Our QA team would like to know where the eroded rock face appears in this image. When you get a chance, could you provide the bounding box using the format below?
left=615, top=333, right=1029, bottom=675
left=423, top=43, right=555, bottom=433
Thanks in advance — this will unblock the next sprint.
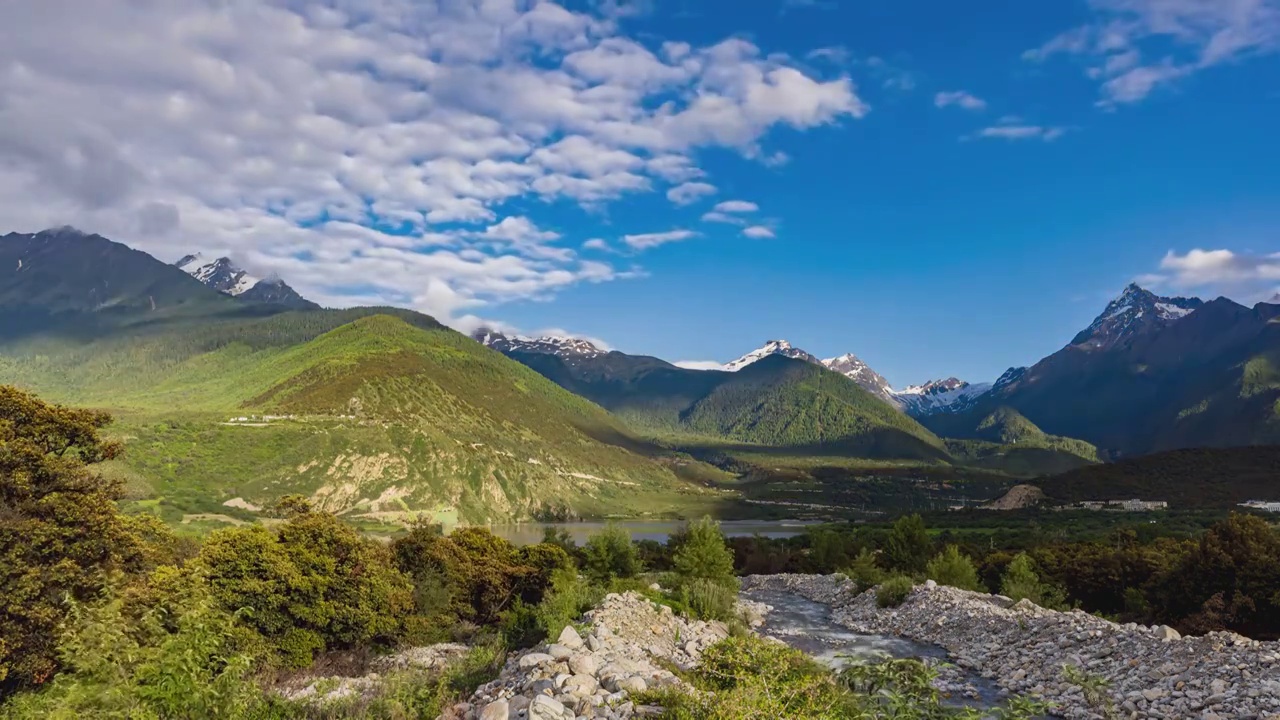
left=743, top=574, right=1280, bottom=720
left=444, top=592, right=741, bottom=720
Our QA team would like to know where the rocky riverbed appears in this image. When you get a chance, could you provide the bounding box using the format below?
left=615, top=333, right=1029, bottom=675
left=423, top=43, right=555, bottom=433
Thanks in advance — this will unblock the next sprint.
left=439, top=591, right=756, bottom=720
left=743, top=573, right=1280, bottom=720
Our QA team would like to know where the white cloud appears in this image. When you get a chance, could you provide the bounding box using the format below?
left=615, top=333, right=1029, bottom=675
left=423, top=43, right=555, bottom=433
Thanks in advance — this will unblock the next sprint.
left=934, top=90, right=987, bottom=111
left=582, top=238, right=610, bottom=251
left=622, top=229, right=699, bottom=249
left=1026, top=0, right=1280, bottom=105
left=1148, top=249, right=1280, bottom=298
left=973, top=125, right=1068, bottom=141
left=674, top=360, right=725, bottom=370
left=742, top=225, right=776, bottom=239
left=667, top=181, right=717, bottom=206
left=712, top=200, right=759, bottom=213
left=701, top=211, right=745, bottom=225
left=0, top=0, right=865, bottom=327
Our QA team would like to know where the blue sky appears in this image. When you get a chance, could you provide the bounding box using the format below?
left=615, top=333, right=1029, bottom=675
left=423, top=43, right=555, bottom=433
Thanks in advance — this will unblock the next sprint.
left=4, top=0, right=1280, bottom=386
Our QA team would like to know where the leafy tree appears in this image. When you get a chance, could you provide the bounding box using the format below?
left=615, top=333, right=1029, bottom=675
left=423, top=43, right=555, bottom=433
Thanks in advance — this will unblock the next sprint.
left=0, top=386, right=147, bottom=691
left=880, top=514, right=932, bottom=574
left=581, top=524, right=641, bottom=583
left=925, top=545, right=981, bottom=591
left=673, top=516, right=738, bottom=590
left=1152, top=513, right=1280, bottom=638
left=1000, top=553, right=1068, bottom=610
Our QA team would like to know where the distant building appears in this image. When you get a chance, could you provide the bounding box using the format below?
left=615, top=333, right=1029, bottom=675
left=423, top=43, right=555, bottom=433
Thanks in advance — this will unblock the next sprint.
left=1241, top=500, right=1280, bottom=513
left=1063, top=499, right=1167, bottom=512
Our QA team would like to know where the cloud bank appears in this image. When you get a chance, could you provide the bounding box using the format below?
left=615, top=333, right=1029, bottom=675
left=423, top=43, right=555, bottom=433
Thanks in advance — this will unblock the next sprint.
left=0, top=0, right=866, bottom=328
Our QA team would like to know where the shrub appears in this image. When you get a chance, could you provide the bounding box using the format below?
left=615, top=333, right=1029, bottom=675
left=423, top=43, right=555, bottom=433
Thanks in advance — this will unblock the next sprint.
left=672, top=516, right=738, bottom=591
left=680, top=578, right=737, bottom=622
left=880, top=514, right=932, bottom=574
left=1000, top=553, right=1069, bottom=610
left=534, top=569, right=603, bottom=643
left=925, top=545, right=981, bottom=591
left=195, top=510, right=414, bottom=668
left=841, top=548, right=886, bottom=593
left=876, top=576, right=916, bottom=608
left=581, top=524, right=642, bottom=583
left=0, top=588, right=271, bottom=719
left=391, top=525, right=545, bottom=626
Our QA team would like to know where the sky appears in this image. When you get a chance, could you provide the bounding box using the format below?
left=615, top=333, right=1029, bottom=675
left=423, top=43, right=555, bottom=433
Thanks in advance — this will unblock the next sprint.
left=2, top=0, right=1279, bottom=387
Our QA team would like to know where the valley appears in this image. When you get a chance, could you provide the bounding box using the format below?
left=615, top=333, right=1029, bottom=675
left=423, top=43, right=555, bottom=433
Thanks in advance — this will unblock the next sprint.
left=3, top=227, right=1280, bottom=533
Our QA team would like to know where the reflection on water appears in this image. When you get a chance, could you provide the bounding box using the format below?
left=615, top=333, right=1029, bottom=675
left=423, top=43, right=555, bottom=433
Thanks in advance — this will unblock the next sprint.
left=481, top=519, right=818, bottom=545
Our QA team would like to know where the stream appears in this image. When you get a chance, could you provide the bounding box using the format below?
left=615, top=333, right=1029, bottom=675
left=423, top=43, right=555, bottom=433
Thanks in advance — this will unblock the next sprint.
left=740, top=587, right=1007, bottom=708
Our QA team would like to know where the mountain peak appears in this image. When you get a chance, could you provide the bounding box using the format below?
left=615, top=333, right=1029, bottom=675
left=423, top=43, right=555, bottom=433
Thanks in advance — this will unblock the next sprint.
left=174, top=251, right=317, bottom=308
left=722, top=339, right=818, bottom=372
left=1072, top=284, right=1203, bottom=349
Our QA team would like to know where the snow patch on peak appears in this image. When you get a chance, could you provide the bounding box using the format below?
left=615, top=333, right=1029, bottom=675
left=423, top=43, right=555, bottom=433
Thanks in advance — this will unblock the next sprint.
left=475, top=329, right=606, bottom=359
left=722, top=340, right=817, bottom=372
left=891, top=377, right=992, bottom=416
left=176, top=254, right=260, bottom=296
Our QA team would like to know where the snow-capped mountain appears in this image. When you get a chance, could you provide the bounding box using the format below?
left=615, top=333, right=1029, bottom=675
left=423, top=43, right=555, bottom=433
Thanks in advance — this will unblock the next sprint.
left=992, top=366, right=1027, bottom=392
left=892, top=377, right=991, bottom=415
left=721, top=340, right=820, bottom=372
left=821, top=353, right=897, bottom=405
left=719, top=341, right=905, bottom=407
left=175, top=254, right=259, bottom=295
left=1071, top=283, right=1203, bottom=350
left=475, top=329, right=607, bottom=360
left=174, top=253, right=317, bottom=309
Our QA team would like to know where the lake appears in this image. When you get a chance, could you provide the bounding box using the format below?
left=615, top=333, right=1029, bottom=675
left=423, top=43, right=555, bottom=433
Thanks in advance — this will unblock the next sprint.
left=479, top=519, right=819, bottom=545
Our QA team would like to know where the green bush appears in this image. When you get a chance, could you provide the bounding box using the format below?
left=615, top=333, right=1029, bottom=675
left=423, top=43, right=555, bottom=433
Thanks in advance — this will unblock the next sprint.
left=195, top=510, right=414, bottom=668
left=680, top=578, right=737, bottom=622
left=841, top=548, right=885, bottom=593
left=391, top=525, right=559, bottom=626
left=1000, top=553, right=1069, bottom=610
left=582, top=524, right=642, bottom=583
left=925, top=545, right=981, bottom=591
left=0, top=588, right=272, bottom=719
left=875, top=576, right=916, bottom=608
left=672, top=516, right=738, bottom=591
left=534, top=569, right=603, bottom=643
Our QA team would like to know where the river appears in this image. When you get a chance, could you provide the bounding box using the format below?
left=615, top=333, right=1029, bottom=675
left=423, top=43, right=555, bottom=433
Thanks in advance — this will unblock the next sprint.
left=740, top=586, right=1007, bottom=708
left=483, top=519, right=818, bottom=545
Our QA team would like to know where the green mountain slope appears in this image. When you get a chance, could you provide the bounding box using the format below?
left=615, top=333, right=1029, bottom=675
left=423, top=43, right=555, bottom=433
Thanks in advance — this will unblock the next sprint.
left=503, top=350, right=948, bottom=462
left=0, top=307, right=726, bottom=525
left=925, top=406, right=1100, bottom=475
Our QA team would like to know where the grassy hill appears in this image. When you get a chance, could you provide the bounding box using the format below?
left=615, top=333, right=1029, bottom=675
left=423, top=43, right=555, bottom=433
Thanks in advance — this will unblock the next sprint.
left=1034, top=446, right=1280, bottom=508
left=0, top=309, right=730, bottom=526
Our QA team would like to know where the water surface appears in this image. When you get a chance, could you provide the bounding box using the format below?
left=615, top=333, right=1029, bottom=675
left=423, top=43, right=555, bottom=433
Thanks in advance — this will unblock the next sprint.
left=483, top=519, right=817, bottom=545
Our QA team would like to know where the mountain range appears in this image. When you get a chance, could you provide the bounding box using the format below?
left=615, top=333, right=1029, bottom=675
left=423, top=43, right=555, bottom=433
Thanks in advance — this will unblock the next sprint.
left=479, top=282, right=1280, bottom=458
left=3, top=226, right=1279, bottom=524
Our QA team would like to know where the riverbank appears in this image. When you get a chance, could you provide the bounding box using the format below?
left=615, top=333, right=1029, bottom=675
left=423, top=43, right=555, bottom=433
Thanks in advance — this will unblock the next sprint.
left=743, top=574, right=1280, bottom=719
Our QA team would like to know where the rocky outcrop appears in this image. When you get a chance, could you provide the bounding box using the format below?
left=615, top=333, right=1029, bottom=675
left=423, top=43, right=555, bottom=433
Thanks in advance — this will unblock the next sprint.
left=442, top=592, right=745, bottom=720
left=743, top=574, right=1280, bottom=719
